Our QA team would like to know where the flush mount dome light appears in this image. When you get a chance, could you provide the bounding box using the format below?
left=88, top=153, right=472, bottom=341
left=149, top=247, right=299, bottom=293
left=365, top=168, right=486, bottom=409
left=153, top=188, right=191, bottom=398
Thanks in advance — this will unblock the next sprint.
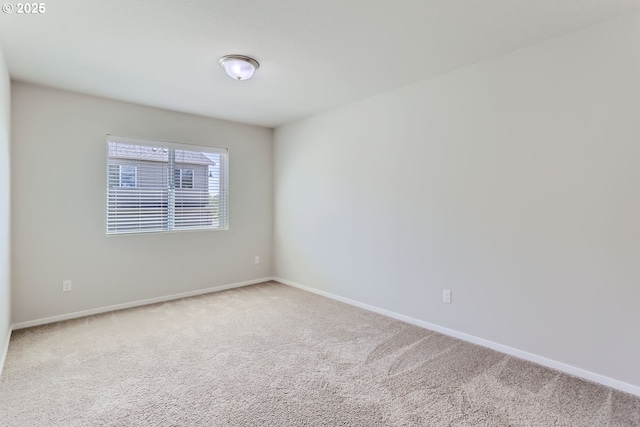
left=219, top=55, right=260, bottom=81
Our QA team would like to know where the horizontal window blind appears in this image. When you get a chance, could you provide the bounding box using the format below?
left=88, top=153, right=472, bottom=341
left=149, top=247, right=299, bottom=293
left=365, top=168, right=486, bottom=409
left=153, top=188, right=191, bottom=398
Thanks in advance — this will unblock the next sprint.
left=106, top=135, right=228, bottom=235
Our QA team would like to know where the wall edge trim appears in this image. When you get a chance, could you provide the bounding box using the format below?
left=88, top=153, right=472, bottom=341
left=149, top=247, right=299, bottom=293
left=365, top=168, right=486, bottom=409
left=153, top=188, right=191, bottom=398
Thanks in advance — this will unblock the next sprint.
left=12, top=277, right=273, bottom=330
left=274, top=277, right=640, bottom=398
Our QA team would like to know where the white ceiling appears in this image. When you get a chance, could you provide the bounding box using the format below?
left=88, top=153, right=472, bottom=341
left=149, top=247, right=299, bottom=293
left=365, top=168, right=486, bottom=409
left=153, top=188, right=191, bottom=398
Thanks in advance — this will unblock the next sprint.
left=1, top=0, right=639, bottom=128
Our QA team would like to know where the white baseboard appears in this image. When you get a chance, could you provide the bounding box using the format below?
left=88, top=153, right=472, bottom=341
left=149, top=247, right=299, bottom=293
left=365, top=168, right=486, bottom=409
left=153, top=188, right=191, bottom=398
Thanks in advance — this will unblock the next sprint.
left=274, top=277, right=640, bottom=398
left=11, top=277, right=273, bottom=330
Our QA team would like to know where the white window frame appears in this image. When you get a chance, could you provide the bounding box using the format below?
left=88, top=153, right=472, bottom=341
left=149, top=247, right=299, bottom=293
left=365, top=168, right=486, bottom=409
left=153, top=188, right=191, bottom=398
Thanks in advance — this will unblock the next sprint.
left=106, top=135, right=229, bottom=235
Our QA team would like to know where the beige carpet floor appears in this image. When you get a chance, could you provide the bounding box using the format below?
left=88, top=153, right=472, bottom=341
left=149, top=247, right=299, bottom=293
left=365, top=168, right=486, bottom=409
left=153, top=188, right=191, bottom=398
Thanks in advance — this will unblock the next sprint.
left=0, top=281, right=639, bottom=426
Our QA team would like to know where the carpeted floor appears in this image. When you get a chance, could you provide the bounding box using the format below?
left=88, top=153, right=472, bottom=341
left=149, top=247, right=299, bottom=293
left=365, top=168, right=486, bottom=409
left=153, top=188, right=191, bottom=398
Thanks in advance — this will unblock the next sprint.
left=0, top=282, right=639, bottom=426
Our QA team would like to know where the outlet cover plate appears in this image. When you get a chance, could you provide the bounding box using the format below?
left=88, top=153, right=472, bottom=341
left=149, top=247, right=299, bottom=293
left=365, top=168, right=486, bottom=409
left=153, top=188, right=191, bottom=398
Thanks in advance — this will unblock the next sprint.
left=443, top=290, right=451, bottom=304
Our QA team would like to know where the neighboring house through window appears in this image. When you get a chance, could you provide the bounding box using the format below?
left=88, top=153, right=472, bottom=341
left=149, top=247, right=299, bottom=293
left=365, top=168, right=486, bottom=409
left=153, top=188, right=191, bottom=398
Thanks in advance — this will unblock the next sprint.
left=106, top=135, right=228, bottom=235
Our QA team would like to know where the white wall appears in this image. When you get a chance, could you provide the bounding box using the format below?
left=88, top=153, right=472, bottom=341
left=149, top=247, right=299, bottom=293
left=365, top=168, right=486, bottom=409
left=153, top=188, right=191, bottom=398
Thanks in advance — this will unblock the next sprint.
left=0, top=44, right=11, bottom=365
left=11, top=83, right=273, bottom=324
left=274, top=13, right=640, bottom=388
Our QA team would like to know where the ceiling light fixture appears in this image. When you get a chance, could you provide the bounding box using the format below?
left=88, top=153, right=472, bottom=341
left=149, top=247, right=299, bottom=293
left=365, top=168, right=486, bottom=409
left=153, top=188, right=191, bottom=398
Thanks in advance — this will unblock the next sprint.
left=219, top=55, right=260, bottom=81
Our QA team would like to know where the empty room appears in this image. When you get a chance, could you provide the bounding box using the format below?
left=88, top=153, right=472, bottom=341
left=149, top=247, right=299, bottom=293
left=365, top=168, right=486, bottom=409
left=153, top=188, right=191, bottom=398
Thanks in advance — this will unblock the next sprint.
left=1, top=1, right=639, bottom=425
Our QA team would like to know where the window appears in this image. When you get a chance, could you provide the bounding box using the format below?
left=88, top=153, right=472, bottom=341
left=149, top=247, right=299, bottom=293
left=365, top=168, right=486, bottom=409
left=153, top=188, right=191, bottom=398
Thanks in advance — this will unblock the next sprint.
left=106, top=135, right=228, bottom=235
left=174, top=169, right=194, bottom=189
left=108, top=164, right=138, bottom=188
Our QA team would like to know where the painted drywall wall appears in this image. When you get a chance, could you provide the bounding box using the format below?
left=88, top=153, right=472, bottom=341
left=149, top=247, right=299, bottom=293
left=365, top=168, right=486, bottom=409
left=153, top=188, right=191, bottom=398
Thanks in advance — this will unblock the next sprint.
left=0, top=44, right=11, bottom=366
left=274, top=12, right=640, bottom=388
left=11, top=83, right=273, bottom=324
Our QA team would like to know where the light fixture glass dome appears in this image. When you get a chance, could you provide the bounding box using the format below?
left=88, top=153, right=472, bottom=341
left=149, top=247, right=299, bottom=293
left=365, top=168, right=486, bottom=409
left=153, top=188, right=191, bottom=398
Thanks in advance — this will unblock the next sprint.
left=219, top=55, right=260, bottom=81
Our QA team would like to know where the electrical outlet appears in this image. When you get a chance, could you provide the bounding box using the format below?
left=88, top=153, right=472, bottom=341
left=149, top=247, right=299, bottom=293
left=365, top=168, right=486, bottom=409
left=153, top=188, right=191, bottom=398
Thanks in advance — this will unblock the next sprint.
left=63, top=280, right=72, bottom=292
left=254, top=256, right=260, bottom=265
left=443, top=290, right=451, bottom=304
